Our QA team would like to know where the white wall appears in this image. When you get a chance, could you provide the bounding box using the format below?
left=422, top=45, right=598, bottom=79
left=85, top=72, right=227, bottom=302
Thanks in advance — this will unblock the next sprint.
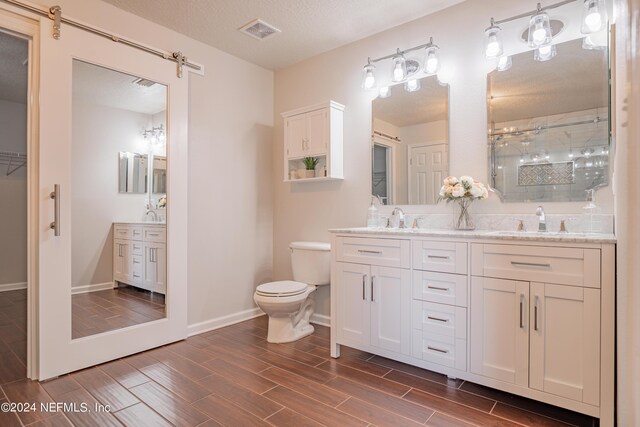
left=273, top=0, right=615, bottom=318
left=71, top=99, right=153, bottom=288
left=0, top=99, right=27, bottom=287
left=30, top=0, right=274, bottom=327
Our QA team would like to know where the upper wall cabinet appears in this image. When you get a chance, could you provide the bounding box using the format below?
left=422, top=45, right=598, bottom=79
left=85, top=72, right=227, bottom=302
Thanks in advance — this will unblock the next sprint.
left=282, top=101, right=344, bottom=182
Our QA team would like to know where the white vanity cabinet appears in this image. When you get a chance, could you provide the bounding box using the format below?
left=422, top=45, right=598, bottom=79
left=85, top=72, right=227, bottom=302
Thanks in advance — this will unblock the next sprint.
left=335, top=237, right=411, bottom=356
left=113, top=223, right=166, bottom=294
left=281, top=101, right=344, bottom=182
left=330, top=230, right=615, bottom=426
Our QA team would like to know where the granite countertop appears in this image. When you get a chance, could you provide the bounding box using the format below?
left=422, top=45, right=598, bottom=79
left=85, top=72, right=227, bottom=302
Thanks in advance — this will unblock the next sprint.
left=329, top=227, right=616, bottom=244
left=114, top=221, right=166, bottom=225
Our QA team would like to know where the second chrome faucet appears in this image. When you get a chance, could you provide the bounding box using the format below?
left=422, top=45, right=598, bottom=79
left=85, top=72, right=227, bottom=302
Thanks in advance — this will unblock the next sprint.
left=536, top=206, right=547, bottom=232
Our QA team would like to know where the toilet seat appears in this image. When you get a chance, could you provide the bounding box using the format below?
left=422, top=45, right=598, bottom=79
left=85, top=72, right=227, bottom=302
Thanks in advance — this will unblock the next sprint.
left=256, top=280, right=308, bottom=297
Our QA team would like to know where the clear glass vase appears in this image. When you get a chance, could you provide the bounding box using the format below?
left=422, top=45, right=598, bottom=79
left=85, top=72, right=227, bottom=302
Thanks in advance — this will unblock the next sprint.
left=453, top=198, right=475, bottom=230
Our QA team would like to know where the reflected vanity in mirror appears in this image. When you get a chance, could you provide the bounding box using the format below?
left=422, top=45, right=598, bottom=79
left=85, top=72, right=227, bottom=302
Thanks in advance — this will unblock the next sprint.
left=72, top=60, right=168, bottom=339
left=488, top=38, right=610, bottom=202
left=371, top=75, right=449, bottom=205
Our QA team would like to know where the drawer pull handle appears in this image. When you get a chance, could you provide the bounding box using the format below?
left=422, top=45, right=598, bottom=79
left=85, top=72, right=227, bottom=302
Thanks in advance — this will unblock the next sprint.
left=427, top=316, right=448, bottom=323
left=371, top=276, right=375, bottom=302
left=427, top=346, right=449, bottom=354
left=427, top=255, right=450, bottom=260
left=534, top=296, right=539, bottom=331
left=133, top=274, right=140, bottom=278
left=510, top=261, right=551, bottom=268
left=519, top=294, right=524, bottom=329
left=133, top=260, right=140, bottom=264
left=362, top=274, right=367, bottom=300
left=427, top=285, right=449, bottom=292
left=148, top=233, right=160, bottom=237
left=358, top=249, right=382, bottom=255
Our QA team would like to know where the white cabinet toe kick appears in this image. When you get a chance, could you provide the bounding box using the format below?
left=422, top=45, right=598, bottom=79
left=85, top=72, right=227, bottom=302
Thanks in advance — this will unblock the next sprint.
left=329, top=232, right=615, bottom=426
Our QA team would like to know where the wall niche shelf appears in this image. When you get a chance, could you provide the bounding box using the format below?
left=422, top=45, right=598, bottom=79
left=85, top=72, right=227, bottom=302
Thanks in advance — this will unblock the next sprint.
left=281, top=101, right=344, bottom=182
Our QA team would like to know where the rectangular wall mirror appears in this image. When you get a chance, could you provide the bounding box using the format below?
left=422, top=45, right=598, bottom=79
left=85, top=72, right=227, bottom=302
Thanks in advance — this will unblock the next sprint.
left=488, top=38, right=610, bottom=202
left=72, top=60, right=167, bottom=339
left=371, top=75, right=449, bottom=205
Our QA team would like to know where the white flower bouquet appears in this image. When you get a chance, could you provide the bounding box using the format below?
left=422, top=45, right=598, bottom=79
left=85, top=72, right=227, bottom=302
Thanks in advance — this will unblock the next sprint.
left=438, top=176, right=488, bottom=230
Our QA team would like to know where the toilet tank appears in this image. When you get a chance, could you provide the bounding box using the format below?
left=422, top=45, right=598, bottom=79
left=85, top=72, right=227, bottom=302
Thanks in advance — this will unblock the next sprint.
left=290, top=241, right=331, bottom=286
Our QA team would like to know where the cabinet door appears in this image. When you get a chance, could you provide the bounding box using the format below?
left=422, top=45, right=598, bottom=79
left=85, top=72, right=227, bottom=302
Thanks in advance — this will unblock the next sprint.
left=470, top=277, right=529, bottom=386
left=530, top=282, right=600, bottom=405
left=113, top=239, right=130, bottom=282
left=305, top=108, right=327, bottom=156
left=336, top=262, right=370, bottom=347
left=285, top=114, right=307, bottom=159
left=143, top=243, right=166, bottom=294
left=370, top=266, right=411, bottom=355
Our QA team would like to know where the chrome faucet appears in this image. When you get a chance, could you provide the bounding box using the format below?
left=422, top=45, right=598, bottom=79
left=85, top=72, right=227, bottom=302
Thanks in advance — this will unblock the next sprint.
left=536, top=206, right=547, bottom=232
left=389, top=207, right=406, bottom=229
left=145, top=210, right=158, bottom=221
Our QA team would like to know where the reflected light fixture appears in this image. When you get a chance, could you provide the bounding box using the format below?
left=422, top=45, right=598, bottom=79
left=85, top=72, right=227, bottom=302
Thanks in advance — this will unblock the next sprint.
left=534, top=44, right=556, bottom=61
left=485, top=19, right=503, bottom=58
left=404, top=79, right=421, bottom=92
left=581, top=0, right=607, bottom=33
left=528, top=9, right=553, bottom=47
left=361, top=59, right=376, bottom=90
left=424, top=37, right=440, bottom=74
left=378, top=86, right=391, bottom=98
left=143, top=124, right=165, bottom=144
left=391, top=49, right=407, bottom=82
left=497, top=55, right=512, bottom=71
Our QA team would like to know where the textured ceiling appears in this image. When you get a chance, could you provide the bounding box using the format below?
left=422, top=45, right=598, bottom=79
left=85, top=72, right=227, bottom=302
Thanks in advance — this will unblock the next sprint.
left=98, top=0, right=465, bottom=70
left=489, top=38, right=609, bottom=124
left=73, top=60, right=167, bottom=115
left=373, top=76, right=448, bottom=127
left=0, top=31, right=28, bottom=104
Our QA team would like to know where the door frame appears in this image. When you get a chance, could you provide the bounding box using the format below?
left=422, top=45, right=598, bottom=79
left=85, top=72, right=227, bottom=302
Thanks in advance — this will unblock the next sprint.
left=372, top=135, right=396, bottom=205
left=0, top=3, right=40, bottom=380
left=407, top=140, right=448, bottom=205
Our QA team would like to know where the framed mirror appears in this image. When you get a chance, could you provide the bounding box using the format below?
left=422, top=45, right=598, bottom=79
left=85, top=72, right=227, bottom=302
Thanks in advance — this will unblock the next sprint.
left=488, top=38, right=609, bottom=202
left=371, top=75, right=449, bottom=205
left=118, top=151, right=148, bottom=193
left=72, top=60, right=167, bottom=339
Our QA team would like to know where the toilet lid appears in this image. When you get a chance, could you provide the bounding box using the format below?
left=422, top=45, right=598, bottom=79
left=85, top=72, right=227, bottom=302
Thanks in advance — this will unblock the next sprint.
left=256, top=280, right=308, bottom=297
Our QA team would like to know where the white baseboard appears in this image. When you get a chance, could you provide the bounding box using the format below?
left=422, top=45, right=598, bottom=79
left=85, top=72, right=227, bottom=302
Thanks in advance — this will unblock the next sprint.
left=0, top=282, right=27, bottom=292
left=310, top=313, right=331, bottom=327
left=71, top=282, right=115, bottom=295
left=187, top=307, right=265, bottom=337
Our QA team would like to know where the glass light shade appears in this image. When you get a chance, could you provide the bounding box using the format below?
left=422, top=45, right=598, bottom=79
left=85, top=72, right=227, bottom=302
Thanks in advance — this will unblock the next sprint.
left=581, top=0, right=607, bottom=34
left=378, top=86, right=391, bottom=98
left=534, top=44, right=557, bottom=62
left=361, top=63, right=376, bottom=89
left=424, top=46, right=439, bottom=74
left=528, top=13, right=553, bottom=47
left=391, top=53, right=407, bottom=82
left=485, top=26, right=503, bottom=58
left=404, top=79, right=420, bottom=92
left=497, top=55, right=512, bottom=71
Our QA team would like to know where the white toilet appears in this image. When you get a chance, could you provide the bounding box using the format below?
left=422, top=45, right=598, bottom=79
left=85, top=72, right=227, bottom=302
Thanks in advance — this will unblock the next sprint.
left=254, top=241, right=331, bottom=343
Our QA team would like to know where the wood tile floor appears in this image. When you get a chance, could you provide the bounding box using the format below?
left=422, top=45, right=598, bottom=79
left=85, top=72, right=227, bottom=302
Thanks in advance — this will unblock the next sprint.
left=0, top=314, right=598, bottom=426
left=72, top=286, right=166, bottom=339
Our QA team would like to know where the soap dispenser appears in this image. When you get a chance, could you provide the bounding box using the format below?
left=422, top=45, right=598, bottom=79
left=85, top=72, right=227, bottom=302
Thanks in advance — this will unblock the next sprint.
left=367, top=195, right=380, bottom=228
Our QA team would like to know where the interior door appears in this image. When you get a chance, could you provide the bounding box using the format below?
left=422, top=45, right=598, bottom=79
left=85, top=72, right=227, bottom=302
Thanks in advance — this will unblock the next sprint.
left=409, top=143, right=448, bottom=204
left=38, top=20, right=188, bottom=379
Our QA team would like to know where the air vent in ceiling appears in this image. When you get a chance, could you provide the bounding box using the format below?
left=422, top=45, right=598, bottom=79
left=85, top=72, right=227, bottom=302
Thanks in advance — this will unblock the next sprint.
left=132, top=77, right=156, bottom=87
left=239, top=19, right=281, bottom=41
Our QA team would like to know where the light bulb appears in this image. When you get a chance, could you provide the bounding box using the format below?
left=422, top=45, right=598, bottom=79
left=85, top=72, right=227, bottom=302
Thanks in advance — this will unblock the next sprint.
left=485, top=21, right=503, bottom=58
left=378, top=86, right=390, bottom=98
left=497, top=55, right=512, bottom=71
left=532, top=23, right=546, bottom=45
left=424, top=46, right=439, bottom=74
left=391, top=52, right=406, bottom=82
left=581, top=0, right=607, bottom=34
left=361, top=63, right=376, bottom=90
left=585, top=10, right=602, bottom=31
left=404, top=79, right=420, bottom=92
left=535, top=44, right=556, bottom=62
left=528, top=13, right=552, bottom=48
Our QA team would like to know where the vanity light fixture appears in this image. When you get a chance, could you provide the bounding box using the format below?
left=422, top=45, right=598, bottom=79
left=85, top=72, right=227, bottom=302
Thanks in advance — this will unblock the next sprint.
left=497, top=55, right=512, bottom=71
left=581, top=0, right=607, bottom=33
left=360, top=37, right=442, bottom=96
left=535, top=44, right=557, bottom=61
left=143, top=124, right=165, bottom=144
left=485, top=19, right=503, bottom=58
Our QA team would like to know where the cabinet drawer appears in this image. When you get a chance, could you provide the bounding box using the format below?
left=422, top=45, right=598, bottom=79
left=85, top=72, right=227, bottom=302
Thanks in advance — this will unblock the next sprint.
left=471, top=244, right=600, bottom=288
left=336, top=237, right=410, bottom=268
left=412, top=301, right=467, bottom=339
left=131, top=227, right=143, bottom=241
left=114, top=225, right=132, bottom=240
left=132, top=255, right=143, bottom=279
left=143, top=227, right=166, bottom=243
left=413, top=240, right=467, bottom=274
left=131, top=242, right=144, bottom=256
left=413, top=271, right=467, bottom=307
left=412, top=329, right=466, bottom=371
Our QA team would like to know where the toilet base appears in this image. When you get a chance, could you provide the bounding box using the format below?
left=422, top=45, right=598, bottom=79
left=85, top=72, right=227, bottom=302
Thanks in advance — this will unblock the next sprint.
left=266, top=316, right=315, bottom=343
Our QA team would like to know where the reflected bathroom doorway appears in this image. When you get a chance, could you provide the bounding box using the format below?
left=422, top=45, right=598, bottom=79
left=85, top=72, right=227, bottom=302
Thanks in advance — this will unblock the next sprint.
left=0, top=30, right=29, bottom=383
